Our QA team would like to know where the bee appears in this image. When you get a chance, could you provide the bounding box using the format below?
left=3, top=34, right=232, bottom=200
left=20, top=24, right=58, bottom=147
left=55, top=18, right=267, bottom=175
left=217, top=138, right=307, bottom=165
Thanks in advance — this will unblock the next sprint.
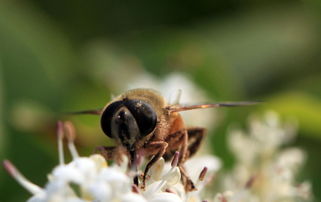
left=73, top=88, right=257, bottom=191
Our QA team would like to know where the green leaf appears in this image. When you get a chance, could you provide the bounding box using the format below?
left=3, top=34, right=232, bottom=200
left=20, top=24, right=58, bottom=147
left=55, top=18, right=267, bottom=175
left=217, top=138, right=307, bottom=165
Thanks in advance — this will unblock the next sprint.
left=263, top=92, right=321, bottom=140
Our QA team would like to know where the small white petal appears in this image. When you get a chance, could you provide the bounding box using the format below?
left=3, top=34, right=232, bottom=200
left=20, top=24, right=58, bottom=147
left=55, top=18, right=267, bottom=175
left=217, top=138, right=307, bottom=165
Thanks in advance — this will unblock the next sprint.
left=51, top=165, right=84, bottom=184
left=99, top=167, right=131, bottom=197
left=44, top=180, right=77, bottom=199
left=149, top=192, right=183, bottom=202
left=143, top=181, right=165, bottom=198
left=100, top=167, right=130, bottom=184
left=89, top=154, right=108, bottom=170
left=27, top=193, right=46, bottom=202
left=296, top=181, right=312, bottom=199
left=121, top=192, right=147, bottom=202
left=185, top=155, right=221, bottom=182
left=64, top=198, right=87, bottom=202
left=277, top=148, right=305, bottom=169
left=163, top=167, right=181, bottom=186
left=71, top=158, right=97, bottom=178
left=150, top=158, right=165, bottom=181
left=87, top=181, right=112, bottom=201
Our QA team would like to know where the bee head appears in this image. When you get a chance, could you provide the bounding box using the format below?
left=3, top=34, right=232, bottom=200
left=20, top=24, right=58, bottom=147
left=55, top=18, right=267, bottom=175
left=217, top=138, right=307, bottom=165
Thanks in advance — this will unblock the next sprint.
left=100, top=99, right=157, bottom=150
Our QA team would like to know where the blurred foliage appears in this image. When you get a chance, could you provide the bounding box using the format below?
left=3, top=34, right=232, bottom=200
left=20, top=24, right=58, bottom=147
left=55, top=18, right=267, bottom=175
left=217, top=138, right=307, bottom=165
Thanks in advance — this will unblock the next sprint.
left=0, top=0, right=321, bottom=201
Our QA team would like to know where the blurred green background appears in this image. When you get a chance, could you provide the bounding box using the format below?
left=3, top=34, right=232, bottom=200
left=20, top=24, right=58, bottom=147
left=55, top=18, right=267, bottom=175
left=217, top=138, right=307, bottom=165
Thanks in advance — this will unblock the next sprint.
left=0, top=0, right=321, bottom=201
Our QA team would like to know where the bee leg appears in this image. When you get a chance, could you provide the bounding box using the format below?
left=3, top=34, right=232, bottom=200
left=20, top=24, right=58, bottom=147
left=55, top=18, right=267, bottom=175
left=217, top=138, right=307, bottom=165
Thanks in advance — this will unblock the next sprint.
left=179, top=165, right=197, bottom=191
left=142, top=141, right=168, bottom=189
left=176, top=130, right=198, bottom=192
left=94, top=146, right=128, bottom=165
left=186, top=127, right=206, bottom=158
left=180, top=127, right=206, bottom=192
left=178, top=129, right=188, bottom=164
left=163, top=129, right=185, bottom=160
left=174, top=128, right=206, bottom=192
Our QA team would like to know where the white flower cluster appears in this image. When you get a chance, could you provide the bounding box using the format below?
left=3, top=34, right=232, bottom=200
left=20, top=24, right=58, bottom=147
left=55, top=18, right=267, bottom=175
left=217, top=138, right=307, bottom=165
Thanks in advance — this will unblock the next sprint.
left=3, top=111, right=313, bottom=202
left=215, top=111, right=312, bottom=202
left=4, top=121, right=220, bottom=202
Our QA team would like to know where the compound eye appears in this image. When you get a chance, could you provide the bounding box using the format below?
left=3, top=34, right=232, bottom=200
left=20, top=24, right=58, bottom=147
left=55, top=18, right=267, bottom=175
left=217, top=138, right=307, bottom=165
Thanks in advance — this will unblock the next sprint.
left=100, top=101, right=123, bottom=138
left=123, top=99, right=157, bottom=137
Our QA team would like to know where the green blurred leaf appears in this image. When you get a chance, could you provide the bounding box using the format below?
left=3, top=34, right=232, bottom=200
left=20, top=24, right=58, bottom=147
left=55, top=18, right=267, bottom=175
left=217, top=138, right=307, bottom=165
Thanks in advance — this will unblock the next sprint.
left=0, top=61, right=6, bottom=161
left=263, top=92, right=321, bottom=139
left=0, top=1, right=77, bottom=107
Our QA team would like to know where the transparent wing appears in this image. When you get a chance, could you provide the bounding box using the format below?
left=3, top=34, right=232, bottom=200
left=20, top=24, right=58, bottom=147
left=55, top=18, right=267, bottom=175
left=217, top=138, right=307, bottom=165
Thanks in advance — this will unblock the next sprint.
left=167, top=101, right=261, bottom=112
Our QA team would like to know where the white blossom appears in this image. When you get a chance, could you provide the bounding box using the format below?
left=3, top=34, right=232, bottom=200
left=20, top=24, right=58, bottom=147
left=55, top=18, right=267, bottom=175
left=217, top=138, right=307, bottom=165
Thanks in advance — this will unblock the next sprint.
left=222, top=111, right=312, bottom=202
left=4, top=121, right=217, bottom=202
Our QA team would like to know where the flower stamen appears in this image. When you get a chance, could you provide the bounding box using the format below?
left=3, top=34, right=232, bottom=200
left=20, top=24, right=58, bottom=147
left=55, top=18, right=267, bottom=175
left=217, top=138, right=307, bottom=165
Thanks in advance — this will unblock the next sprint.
left=2, top=160, right=43, bottom=195
left=64, top=121, right=79, bottom=159
left=132, top=184, right=140, bottom=193
left=198, top=167, right=208, bottom=182
left=57, top=121, right=65, bottom=165
left=244, top=175, right=256, bottom=189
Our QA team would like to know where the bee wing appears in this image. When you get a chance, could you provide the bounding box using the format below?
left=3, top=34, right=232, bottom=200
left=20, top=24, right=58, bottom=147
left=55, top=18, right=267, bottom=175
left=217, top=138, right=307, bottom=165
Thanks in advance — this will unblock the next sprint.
left=64, top=108, right=103, bottom=115
left=167, top=101, right=261, bottom=112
